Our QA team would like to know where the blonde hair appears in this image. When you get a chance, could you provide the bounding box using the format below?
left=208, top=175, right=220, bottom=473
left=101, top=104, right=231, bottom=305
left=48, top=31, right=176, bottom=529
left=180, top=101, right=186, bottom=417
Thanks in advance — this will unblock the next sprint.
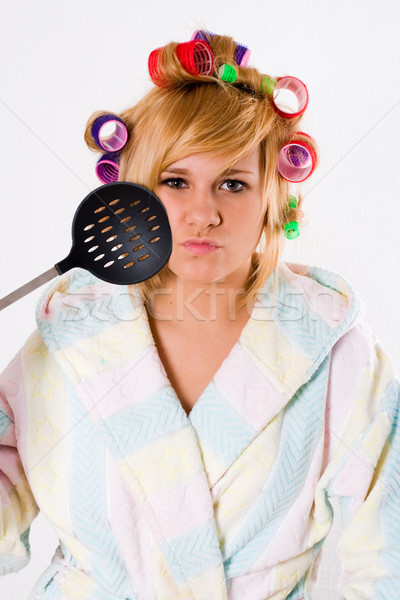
left=84, top=32, right=319, bottom=310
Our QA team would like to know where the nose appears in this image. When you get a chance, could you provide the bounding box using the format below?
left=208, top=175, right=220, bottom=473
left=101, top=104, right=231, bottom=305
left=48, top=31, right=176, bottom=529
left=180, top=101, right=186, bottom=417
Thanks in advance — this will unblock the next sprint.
left=185, top=187, right=221, bottom=230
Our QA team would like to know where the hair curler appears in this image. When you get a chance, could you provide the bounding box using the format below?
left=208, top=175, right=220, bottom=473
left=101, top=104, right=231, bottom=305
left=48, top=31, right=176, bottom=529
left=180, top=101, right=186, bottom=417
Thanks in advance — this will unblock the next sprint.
left=271, top=76, right=309, bottom=119
left=148, top=47, right=166, bottom=86
left=95, top=152, right=120, bottom=184
left=191, top=29, right=251, bottom=66
left=278, top=133, right=317, bottom=183
left=218, top=63, right=238, bottom=82
left=149, top=40, right=214, bottom=87
left=176, top=40, right=214, bottom=76
left=283, top=195, right=300, bottom=239
left=91, top=114, right=128, bottom=152
left=234, top=43, right=251, bottom=67
left=191, top=29, right=215, bottom=41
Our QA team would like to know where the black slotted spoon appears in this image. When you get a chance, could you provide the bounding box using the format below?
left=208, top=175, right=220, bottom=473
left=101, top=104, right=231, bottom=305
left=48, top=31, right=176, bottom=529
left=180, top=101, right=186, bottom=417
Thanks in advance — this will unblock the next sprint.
left=0, top=182, right=172, bottom=311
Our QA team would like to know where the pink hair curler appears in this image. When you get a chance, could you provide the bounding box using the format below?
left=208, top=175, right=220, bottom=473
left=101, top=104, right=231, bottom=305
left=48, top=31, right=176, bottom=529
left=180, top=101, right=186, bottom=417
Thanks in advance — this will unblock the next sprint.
left=278, top=136, right=317, bottom=182
left=272, top=76, right=309, bottom=119
left=95, top=152, right=120, bottom=184
left=91, top=114, right=128, bottom=152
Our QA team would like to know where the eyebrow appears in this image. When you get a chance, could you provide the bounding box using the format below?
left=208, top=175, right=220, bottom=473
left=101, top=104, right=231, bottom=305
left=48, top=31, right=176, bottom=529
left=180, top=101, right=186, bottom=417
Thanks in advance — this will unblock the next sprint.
left=162, top=167, right=255, bottom=176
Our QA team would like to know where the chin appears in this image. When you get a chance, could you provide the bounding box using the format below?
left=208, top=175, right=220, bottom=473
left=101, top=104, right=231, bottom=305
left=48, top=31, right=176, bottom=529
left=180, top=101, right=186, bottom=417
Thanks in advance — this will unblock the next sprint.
left=167, top=259, right=225, bottom=284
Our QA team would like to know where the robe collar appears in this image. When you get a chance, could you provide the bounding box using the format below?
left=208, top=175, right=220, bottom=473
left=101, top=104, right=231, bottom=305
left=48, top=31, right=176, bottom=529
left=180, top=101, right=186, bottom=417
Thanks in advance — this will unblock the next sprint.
left=35, top=260, right=362, bottom=486
left=36, top=260, right=362, bottom=401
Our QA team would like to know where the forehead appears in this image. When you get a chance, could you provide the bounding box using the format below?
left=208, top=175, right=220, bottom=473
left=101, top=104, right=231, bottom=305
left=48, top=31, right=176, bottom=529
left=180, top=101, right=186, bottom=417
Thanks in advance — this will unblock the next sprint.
left=163, top=147, right=260, bottom=175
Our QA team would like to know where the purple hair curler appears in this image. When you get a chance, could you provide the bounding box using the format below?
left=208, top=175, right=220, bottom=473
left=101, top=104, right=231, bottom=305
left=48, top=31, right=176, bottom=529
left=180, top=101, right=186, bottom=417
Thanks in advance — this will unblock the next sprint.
left=278, top=140, right=316, bottom=183
left=191, top=29, right=216, bottom=42
left=234, top=44, right=251, bottom=67
left=91, top=114, right=128, bottom=152
left=95, top=152, right=120, bottom=184
left=191, top=30, right=250, bottom=67
left=272, top=76, right=309, bottom=119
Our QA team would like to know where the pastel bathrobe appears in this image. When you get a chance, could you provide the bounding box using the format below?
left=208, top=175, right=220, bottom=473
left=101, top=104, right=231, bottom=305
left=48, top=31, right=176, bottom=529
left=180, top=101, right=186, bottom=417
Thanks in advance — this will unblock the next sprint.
left=0, top=261, right=399, bottom=600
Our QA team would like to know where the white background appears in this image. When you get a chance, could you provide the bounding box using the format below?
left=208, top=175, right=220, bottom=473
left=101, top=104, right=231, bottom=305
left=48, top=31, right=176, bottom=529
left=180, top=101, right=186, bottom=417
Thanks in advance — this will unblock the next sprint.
left=0, top=1, right=399, bottom=598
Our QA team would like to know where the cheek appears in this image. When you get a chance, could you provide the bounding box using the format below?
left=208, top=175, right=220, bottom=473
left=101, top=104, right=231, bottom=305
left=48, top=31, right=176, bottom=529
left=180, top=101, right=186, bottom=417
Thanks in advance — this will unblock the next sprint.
left=156, top=193, right=180, bottom=229
left=164, top=207, right=182, bottom=238
left=235, top=203, right=264, bottom=235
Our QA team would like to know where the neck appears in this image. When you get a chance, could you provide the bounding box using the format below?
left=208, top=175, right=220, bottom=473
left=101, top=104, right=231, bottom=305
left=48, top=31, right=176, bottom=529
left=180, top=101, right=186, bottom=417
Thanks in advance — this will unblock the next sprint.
left=146, top=265, right=254, bottom=327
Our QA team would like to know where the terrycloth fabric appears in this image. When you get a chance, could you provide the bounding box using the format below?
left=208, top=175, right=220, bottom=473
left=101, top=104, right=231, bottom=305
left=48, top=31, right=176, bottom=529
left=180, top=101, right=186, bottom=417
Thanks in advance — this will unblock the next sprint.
left=0, top=261, right=399, bottom=600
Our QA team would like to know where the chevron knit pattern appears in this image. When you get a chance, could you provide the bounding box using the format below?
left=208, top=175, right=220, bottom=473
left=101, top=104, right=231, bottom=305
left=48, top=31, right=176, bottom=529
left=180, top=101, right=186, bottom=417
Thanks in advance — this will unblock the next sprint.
left=161, top=520, right=223, bottom=585
left=68, top=380, right=137, bottom=599
left=189, top=383, right=256, bottom=466
left=0, top=554, right=29, bottom=577
left=100, top=389, right=188, bottom=458
left=372, top=379, right=400, bottom=598
left=224, top=355, right=330, bottom=578
left=0, top=410, right=11, bottom=438
left=271, top=278, right=335, bottom=360
left=36, top=268, right=134, bottom=352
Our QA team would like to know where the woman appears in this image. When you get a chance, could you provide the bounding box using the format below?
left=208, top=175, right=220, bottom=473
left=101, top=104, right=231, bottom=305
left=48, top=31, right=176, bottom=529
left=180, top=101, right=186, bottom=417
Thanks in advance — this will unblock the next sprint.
left=0, top=30, right=399, bottom=600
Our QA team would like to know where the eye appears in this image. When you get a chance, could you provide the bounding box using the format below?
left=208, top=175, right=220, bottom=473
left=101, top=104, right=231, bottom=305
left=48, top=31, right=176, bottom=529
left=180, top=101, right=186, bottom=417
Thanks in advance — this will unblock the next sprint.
left=220, top=179, right=247, bottom=193
left=160, top=177, right=187, bottom=189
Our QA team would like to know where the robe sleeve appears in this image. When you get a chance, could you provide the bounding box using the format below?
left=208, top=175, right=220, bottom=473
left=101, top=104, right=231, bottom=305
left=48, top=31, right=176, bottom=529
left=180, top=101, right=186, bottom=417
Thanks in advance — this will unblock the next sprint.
left=326, top=318, right=400, bottom=599
left=0, top=350, right=39, bottom=576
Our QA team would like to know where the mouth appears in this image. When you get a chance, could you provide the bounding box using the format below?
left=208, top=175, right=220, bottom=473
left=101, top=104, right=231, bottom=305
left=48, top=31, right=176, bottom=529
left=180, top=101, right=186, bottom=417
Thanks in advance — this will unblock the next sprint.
left=181, top=239, right=221, bottom=256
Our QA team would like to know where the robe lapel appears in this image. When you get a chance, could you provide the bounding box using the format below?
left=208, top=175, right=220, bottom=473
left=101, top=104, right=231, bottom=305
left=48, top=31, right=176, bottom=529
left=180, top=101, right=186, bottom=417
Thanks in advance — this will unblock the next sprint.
left=186, top=261, right=361, bottom=489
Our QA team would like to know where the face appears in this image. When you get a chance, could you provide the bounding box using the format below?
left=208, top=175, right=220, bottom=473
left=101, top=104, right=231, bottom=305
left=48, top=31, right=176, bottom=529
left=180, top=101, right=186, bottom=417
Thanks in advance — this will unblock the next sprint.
left=155, top=147, right=265, bottom=287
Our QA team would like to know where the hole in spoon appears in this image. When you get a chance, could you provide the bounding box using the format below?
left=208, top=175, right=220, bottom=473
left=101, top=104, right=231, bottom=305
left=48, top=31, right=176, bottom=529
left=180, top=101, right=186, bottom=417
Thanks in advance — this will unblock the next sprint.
left=124, top=261, right=135, bottom=269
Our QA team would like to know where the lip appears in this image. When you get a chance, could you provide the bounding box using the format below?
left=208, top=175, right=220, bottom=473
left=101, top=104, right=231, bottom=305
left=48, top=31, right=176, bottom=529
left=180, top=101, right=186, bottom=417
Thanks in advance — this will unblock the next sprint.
left=181, top=238, right=221, bottom=247
left=181, top=238, right=221, bottom=256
